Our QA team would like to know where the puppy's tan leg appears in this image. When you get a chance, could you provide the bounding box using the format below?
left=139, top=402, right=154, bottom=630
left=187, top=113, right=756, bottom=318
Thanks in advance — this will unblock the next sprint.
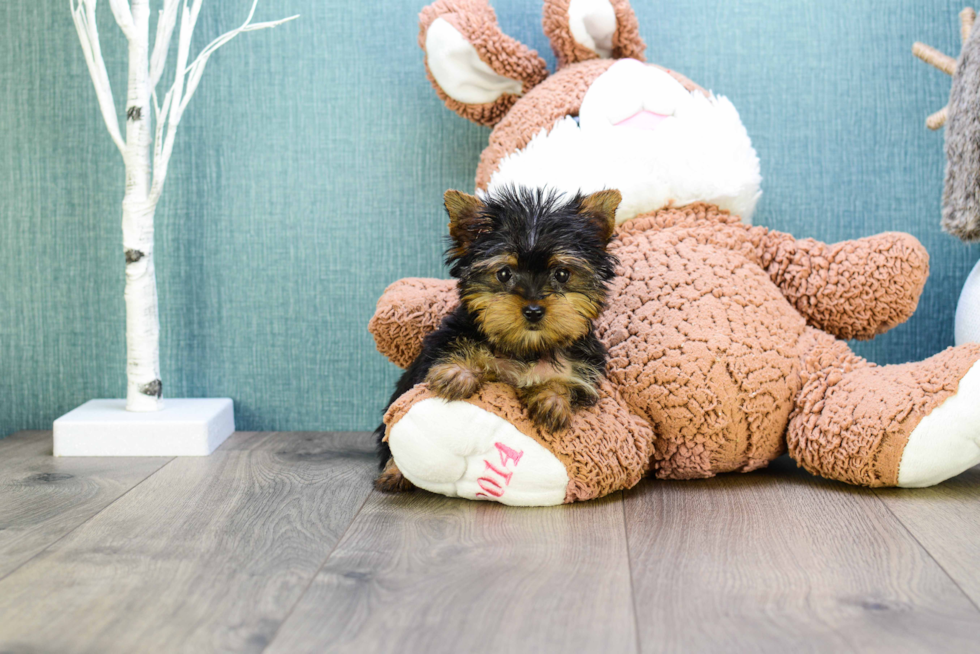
left=426, top=340, right=495, bottom=401
left=520, top=380, right=575, bottom=433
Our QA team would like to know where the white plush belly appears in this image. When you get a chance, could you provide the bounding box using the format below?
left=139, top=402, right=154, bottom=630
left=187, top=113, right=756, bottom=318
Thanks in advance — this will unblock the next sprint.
left=487, top=59, right=761, bottom=224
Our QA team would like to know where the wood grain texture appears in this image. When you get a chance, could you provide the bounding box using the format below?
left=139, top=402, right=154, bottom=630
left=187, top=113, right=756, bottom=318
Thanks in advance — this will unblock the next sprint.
left=218, top=430, right=370, bottom=453
left=0, top=432, right=375, bottom=654
left=875, top=464, right=980, bottom=608
left=266, top=491, right=638, bottom=654
left=4, top=432, right=980, bottom=654
left=0, top=430, right=56, bottom=457
left=624, top=456, right=980, bottom=653
left=0, top=431, right=170, bottom=580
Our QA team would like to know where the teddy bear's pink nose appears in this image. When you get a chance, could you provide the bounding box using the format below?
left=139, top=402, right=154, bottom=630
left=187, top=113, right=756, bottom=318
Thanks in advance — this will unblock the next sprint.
left=614, top=109, right=670, bottom=131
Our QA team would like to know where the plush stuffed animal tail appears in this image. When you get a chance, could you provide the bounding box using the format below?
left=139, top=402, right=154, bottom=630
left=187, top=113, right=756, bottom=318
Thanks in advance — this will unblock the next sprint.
left=943, top=10, right=980, bottom=242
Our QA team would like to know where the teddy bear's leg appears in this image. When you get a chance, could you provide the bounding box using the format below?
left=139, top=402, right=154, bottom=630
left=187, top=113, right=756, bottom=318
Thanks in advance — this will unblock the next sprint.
left=896, top=359, right=980, bottom=487
left=383, top=379, right=654, bottom=506
left=787, top=327, right=980, bottom=487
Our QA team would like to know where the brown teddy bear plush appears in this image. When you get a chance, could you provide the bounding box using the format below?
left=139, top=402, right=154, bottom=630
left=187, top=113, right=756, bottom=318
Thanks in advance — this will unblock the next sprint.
left=369, top=0, right=980, bottom=506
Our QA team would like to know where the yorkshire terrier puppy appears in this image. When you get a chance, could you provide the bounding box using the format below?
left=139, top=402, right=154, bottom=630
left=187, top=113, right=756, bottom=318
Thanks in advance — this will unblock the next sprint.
left=374, top=185, right=621, bottom=492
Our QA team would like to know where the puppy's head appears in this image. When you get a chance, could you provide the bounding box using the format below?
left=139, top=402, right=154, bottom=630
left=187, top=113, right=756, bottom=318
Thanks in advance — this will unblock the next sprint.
left=444, top=185, right=620, bottom=357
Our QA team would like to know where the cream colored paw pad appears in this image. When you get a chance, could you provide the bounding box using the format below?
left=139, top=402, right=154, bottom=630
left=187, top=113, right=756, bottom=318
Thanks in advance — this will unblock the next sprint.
left=899, top=360, right=980, bottom=487
left=387, top=398, right=569, bottom=506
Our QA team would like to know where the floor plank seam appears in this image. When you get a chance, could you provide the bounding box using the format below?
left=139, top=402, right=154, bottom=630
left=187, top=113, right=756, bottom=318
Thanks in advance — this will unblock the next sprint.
left=872, top=489, right=980, bottom=616
left=620, top=490, right=643, bottom=654
left=260, top=488, right=377, bottom=653
left=0, top=455, right=177, bottom=585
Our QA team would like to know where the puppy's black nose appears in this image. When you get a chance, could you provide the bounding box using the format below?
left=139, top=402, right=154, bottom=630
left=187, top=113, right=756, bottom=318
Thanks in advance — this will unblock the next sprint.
left=522, top=304, right=545, bottom=323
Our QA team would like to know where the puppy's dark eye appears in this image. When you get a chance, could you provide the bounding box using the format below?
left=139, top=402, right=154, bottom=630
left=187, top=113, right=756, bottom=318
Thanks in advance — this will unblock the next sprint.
left=554, top=268, right=570, bottom=284
left=496, top=267, right=512, bottom=283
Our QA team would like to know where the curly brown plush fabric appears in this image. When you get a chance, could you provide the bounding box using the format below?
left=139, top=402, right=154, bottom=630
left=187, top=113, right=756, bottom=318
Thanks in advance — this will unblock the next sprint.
left=385, top=378, right=654, bottom=503
left=372, top=204, right=980, bottom=496
left=759, top=231, right=930, bottom=340
left=788, top=330, right=980, bottom=486
left=417, top=0, right=703, bottom=188
left=369, top=277, right=457, bottom=369
left=599, top=207, right=808, bottom=479
left=419, top=0, right=549, bottom=127
left=542, top=0, right=646, bottom=69
left=474, top=61, right=705, bottom=190
left=397, top=0, right=980, bottom=502
left=476, top=60, right=614, bottom=190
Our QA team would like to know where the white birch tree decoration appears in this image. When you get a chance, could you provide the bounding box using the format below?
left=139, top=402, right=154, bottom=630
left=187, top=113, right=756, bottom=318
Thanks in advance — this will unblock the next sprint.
left=70, top=0, right=297, bottom=412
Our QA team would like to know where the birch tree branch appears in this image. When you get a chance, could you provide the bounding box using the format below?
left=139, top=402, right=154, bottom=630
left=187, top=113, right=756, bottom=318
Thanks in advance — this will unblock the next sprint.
left=107, top=0, right=136, bottom=40
left=149, top=0, right=200, bottom=201
left=149, top=0, right=298, bottom=201
left=152, top=88, right=173, bottom=167
left=178, top=3, right=299, bottom=114
left=71, top=0, right=126, bottom=156
left=149, top=0, right=180, bottom=91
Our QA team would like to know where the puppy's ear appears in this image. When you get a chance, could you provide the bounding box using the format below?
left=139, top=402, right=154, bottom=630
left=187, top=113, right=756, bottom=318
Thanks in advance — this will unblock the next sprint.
left=578, top=189, right=621, bottom=243
left=445, top=190, right=490, bottom=256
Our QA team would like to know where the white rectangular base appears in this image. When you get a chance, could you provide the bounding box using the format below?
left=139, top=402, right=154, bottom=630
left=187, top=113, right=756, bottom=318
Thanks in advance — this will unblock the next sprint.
left=53, top=399, right=235, bottom=457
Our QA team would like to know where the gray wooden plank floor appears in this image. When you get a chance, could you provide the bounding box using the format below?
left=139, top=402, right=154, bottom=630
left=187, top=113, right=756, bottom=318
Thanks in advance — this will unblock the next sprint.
left=625, top=457, right=980, bottom=653
left=0, top=431, right=170, bottom=580
left=874, top=465, right=980, bottom=608
left=266, top=491, right=637, bottom=654
left=0, top=432, right=978, bottom=654
left=0, top=431, right=375, bottom=654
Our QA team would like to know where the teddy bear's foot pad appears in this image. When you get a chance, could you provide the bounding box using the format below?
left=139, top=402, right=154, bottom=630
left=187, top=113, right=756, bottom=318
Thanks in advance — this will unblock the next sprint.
left=387, top=398, right=570, bottom=506
left=899, top=360, right=980, bottom=487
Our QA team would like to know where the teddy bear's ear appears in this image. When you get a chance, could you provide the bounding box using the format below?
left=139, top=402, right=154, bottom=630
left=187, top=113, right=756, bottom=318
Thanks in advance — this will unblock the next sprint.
left=445, top=189, right=491, bottom=256
left=577, top=189, right=622, bottom=243
left=419, top=0, right=549, bottom=128
left=542, top=0, right=646, bottom=69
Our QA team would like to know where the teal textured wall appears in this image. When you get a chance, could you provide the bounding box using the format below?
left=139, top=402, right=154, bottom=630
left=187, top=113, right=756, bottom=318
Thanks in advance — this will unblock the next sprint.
left=1, top=0, right=978, bottom=437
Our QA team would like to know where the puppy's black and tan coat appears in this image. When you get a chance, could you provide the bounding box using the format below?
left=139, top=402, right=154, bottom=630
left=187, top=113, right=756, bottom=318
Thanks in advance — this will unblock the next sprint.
left=375, top=186, right=621, bottom=492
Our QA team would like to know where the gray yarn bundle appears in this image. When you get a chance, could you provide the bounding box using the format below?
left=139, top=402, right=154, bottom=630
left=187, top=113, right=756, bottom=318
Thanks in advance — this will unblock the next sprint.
left=944, top=22, right=980, bottom=241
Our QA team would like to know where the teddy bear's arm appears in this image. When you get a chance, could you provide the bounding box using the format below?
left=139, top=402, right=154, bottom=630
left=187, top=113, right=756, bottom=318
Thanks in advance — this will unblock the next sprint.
left=368, top=278, right=459, bottom=368
left=757, top=230, right=930, bottom=340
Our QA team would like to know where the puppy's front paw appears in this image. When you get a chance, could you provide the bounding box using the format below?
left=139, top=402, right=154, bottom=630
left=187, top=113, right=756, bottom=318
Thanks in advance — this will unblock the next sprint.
left=427, top=362, right=483, bottom=401
left=523, top=385, right=573, bottom=433
left=570, top=385, right=600, bottom=408
left=375, top=459, right=416, bottom=493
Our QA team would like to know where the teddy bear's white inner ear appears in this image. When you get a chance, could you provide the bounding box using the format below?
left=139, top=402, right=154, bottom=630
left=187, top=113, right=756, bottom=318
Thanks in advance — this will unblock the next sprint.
left=568, top=0, right=617, bottom=58
left=425, top=18, right=524, bottom=105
